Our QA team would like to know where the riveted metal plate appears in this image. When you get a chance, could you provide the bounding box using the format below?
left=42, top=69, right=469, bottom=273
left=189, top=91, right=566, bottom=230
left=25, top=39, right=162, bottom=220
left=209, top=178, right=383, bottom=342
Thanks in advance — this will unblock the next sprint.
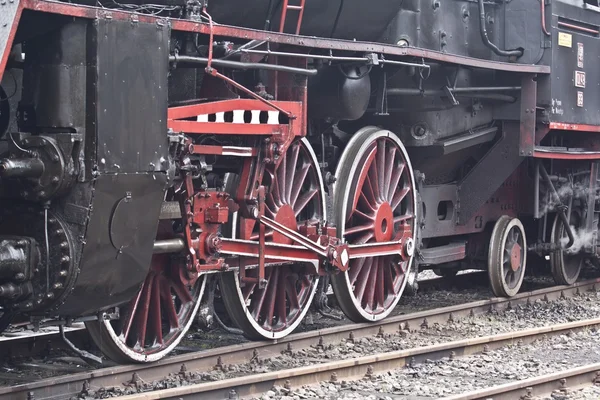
left=0, top=0, right=20, bottom=82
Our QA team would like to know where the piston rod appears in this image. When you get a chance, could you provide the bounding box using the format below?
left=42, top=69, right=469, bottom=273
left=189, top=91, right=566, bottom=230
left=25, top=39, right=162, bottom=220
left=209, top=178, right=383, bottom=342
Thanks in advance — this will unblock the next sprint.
left=153, top=238, right=186, bottom=254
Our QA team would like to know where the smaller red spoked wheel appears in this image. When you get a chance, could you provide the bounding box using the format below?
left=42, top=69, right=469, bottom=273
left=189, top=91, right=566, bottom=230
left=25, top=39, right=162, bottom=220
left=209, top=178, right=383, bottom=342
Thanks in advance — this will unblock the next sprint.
left=219, top=138, right=325, bottom=340
left=331, top=127, right=417, bottom=322
left=488, top=216, right=527, bottom=298
left=86, top=220, right=205, bottom=363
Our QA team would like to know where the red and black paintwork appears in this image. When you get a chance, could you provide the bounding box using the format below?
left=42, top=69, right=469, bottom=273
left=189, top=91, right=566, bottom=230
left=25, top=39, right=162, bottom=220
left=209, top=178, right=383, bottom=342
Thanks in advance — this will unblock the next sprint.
left=0, top=0, right=599, bottom=365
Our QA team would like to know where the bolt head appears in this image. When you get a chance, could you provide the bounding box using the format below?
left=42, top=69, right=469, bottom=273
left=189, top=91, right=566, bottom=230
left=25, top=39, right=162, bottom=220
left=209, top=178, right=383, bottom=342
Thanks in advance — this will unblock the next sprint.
left=405, top=238, right=415, bottom=257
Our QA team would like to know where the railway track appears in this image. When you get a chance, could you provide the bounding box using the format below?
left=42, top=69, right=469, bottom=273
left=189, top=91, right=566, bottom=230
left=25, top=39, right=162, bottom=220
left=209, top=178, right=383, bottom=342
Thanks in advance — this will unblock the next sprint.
left=2, top=276, right=598, bottom=400
left=443, top=363, right=600, bottom=400
left=0, top=272, right=485, bottom=362
left=102, top=317, right=600, bottom=400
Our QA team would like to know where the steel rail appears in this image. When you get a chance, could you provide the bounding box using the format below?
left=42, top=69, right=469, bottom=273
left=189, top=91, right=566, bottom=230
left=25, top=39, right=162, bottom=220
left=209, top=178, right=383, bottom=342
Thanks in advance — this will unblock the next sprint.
left=0, top=273, right=471, bottom=363
left=2, top=277, right=598, bottom=400
left=101, top=318, right=600, bottom=400
left=442, top=363, right=600, bottom=400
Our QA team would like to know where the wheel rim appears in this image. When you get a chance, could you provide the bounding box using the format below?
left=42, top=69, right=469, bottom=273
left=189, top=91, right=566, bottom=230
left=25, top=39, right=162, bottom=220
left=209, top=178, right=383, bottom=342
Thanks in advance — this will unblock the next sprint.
left=332, top=128, right=417, bottom=322
left=87, top=218, right=205, bottom=363
left=550, top=211, right=584, bottom=285
left=220, top=138, right=324, bottom=339
left=488, top=217, right=527, bottom=297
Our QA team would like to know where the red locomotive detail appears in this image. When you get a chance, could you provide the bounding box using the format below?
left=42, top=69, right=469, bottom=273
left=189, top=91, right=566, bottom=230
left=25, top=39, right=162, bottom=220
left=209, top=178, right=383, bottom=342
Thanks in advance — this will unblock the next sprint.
left=0, top=0, right=598, bottom=363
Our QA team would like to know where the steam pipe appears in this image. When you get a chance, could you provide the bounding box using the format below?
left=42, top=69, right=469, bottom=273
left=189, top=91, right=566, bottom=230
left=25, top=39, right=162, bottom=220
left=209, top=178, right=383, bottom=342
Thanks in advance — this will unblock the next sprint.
left=478, top=0, right=524, bottom=58
left=169, top=54, right=318, bottom=76
left=541, top=0, right=551, bottom=36
left=539, top=163, right=575, bottom=249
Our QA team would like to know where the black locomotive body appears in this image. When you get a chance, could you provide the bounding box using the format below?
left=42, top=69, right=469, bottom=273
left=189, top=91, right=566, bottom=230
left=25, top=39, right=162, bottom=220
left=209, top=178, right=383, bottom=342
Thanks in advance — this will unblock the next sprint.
left=0, top=0, right=599, bottom=367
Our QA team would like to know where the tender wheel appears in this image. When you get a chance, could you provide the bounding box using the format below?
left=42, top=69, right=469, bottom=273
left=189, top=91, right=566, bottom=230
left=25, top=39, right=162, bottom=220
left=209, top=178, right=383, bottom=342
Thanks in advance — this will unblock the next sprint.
left=488, top=216, right=527, bottom=297
left=550, top=211, right=584, bottom=285
left=86, top=217, right=206, bottom=363
left=219, top=138, right=325, bottom=340
left=330, top=127, right=417, bottom=322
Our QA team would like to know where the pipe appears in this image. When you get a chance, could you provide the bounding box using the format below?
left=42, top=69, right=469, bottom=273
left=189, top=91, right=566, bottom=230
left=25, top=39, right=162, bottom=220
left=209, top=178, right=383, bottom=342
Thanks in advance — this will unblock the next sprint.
left=153, top=238, right=186, bottom=254
left=169, top=54, right=318, bottom=76
left=387, top=87, right=518, bottom=102
left=541, top=0, right=551, bottom=36
left=539, top=163, right=575, bottom=249
left=0, top=158, right=44, bottom=179
left=478, top=0, right=523, bottom=58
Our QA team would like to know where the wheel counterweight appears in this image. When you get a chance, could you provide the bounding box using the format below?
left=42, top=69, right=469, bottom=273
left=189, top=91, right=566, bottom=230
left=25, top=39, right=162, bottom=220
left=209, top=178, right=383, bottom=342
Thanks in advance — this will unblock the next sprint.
left=331, top=127, right=417, bottom=322
left=488, top=216, right=527, bottom=298
left=219, top=138, right=325, bottom=340
left=86, top=200, right=206, bottom=363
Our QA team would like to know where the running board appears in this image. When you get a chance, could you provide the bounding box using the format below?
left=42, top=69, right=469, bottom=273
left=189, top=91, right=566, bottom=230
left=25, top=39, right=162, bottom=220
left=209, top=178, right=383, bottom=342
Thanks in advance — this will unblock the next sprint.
left=533, top=146, right=600, bottom=160
left=419, top=242, right=466, bottom=265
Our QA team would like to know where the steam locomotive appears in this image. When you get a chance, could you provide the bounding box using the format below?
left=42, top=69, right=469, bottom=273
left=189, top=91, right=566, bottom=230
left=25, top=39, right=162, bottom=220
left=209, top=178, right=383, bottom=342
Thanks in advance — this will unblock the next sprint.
left=0, top=0, right=599, bottom=364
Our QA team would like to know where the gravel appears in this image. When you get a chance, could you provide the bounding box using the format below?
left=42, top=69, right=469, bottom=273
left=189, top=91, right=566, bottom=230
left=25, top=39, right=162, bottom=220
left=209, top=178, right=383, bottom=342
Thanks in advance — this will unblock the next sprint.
left=257, top=326, right=600, bottom=400
left=74, top=288, right=600, bottom=399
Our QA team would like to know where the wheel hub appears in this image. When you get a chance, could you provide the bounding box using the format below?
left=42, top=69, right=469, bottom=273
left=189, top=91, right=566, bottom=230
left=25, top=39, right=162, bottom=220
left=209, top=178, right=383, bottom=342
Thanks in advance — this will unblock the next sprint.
left=509, top=242, right=522, bottom=272
left=273, top=204, right=298, bottom=244
left=374, top=202, right=394, bottom=242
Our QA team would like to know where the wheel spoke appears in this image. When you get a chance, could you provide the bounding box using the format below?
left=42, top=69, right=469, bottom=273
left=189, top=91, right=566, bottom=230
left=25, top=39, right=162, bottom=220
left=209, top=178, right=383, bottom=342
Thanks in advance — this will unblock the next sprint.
left=387, top=162, right=404, bottom=202
left=394, top=214, right=414, bottom=226
left=375, top=257, right=386, bottom=309
left=350, top=148, right=378, bottom=219
left=122, top=286, right=144, bottom=342
left=271, top=172, right=285, bottom=207
left=349, top=257, right=368, bottom=285
left=294, top=188, right=318, bottom=216
left=286, top=143, right=300, bottom=204
left=377, top=140, right=386, bottom=201
left=358, top=192, right=378, bottom=214
left=263, top=268, right=280, bottom=328
left=353, top=258, right=372, bottom=303
left=391, top=187, right=410, bottom=210
left=285, top=279, right=300, bottom=310
left=384, top=146, right=397, bottom=195
left=290, top=163, right=310, bottom=208
left=364, top=258, right=379, bottom=310
left=384, top=260, right=396, bottom=294
left=362, top=175, right=379, bottom=209
left=345, top=221, right=376, bottom=236
left=135, top=274, right=154, bottom=348
left=161, top=283, right=180, bottom=330
left=276, top=271, right=287, bottom=324
left=151, top=276, right=163, bottom=345
left=368, top=154, right=382, bottom=204
left=277, top=150, right=287, bottom=203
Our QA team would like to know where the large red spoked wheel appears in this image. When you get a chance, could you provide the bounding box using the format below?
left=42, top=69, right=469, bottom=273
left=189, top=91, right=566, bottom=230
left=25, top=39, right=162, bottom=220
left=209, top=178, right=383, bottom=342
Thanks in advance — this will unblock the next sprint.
left=219, top=138, right=325, bottom=340
left=331, top=127, right=417, bottom=322
left=86, top=217, right=206, bottom=363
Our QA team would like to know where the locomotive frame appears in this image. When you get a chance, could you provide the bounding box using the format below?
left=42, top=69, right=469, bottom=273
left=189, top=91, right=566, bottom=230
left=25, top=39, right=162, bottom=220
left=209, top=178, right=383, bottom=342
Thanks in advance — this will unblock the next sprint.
left=1, top=0, right=600, bottom=364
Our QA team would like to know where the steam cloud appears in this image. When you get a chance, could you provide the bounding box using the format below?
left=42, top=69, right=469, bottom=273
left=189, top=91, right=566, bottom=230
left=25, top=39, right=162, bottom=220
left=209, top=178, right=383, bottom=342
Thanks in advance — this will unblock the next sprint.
left=539, top=180, right=598, bottom=256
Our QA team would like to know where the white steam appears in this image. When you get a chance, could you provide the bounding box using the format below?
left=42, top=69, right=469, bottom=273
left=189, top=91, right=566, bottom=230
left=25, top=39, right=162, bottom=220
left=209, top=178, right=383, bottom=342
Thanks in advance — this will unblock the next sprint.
left=559, top=226, right=595, bottom=255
